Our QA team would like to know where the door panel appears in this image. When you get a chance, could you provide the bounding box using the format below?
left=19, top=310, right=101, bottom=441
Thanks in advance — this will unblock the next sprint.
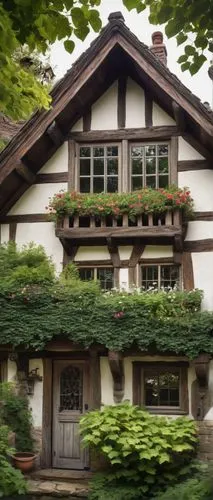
left=52, top=360, right=89, bottom=469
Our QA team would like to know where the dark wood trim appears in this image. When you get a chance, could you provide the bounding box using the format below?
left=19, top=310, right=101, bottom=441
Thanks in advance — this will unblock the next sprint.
left=139, top=257, right=174, bottom=264
left=129, top=244, right=145, bottom=268
left=114, top=267, right=120, bottom=288
left=145, top=91, right=153, bottom=127
left=9, top=222, right=17, bottom=242
left=89, top=349, right=101, bottom=409
left=41, top=358, right=53, bottom=468
left=178, top=160, right=210, bottom=172
left=117, top=75, right=127, bottom=128
left=56, top=225, right=182, bottom=240
left=107, top=237, right=121, bottom=267
left=184, top=239, right=213, bottom=252
left=170, top=136, right=178, bottom=184
left=68, top=139, right=76, bottom=191
left=75, top=259, right=112, bottom=266
left=83, top=108, right=92, bottom=132
left=182, top=252, right=194, bottom=291
left=194, top=212, right=213, bottom=221
left=172, top=102, right=186, bottom=132
left=70, top=126, right=179, bottom=142
left=36, top=172, right=68, bottom=183
left=46, top=121, right=64, bottom=147
left=59, top=238, right=78, bottom=260
left=63, top=248, right=70, bottom=267
left=122, top=139, right=129, bottom=192
left=108, top=351, right=124, bottom=403
left=0, top=214, right=49, bottom=223
left=129, top=267, right=136, bottom=287
left=16, top=161, right=36, bottom=185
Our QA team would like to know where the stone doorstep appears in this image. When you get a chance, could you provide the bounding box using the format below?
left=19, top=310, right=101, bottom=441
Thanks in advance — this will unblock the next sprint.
left=31, top=469, right=93, bottom=483
left=27, top=479, right=89, bottom=497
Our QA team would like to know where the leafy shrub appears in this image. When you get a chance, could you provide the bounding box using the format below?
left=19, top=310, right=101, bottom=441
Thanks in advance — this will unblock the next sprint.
left=155, top=474, right=213, bottom=500
left=0, top=383, right=34, bottom=452
left=0, top=425, right=27, bottom=496
left=80, top=403, right=197, bottom=497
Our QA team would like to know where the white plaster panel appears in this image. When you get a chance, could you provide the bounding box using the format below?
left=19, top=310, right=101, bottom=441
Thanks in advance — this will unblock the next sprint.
left=74, top=246, right=110, bottom=261
left=192, top=252, right=213, bottom=310
left=29, top=359, right=43, bottom=427
left=71, top=118, right=83, bottom=132
left=119, top=246, right=133, bottom=260
left=100, top=357, right=114, bottom=406
left=15, top=222, right=63, bottom=274
left=186, top=221, right=213, bottom=241
left=178, top=137, right=204, bottom=161
left=152, top=103, right=175, bottom=126
left=205, top=360, right=213, bottom=420
left=1, top=224, right=9, bottom=243
left=119, top=268, right=129, bottom=290
left=7, top=360, right=17, bottom=381
left=142, top=245, right=173, bottom=259
left=39, top=143, right=68, bottom=174
left=8, top=183, right=67, bottom=215
left=178, top=170, right=213, bottom=211
left=91, top=82, right=118, bottom=130
left=126, top=78, right=145, bottom=128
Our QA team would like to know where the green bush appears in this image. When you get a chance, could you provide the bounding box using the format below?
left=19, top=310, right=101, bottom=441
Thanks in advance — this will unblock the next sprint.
left=155, top=474, right=213, bottom=500
left=0, top=383, right=34, bottom=452
left=0, top=425, right=27, bottom=497
left=80, top=403, right=198, bottom=497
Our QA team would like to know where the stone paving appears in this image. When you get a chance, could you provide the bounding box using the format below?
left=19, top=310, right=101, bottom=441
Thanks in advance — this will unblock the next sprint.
left=27, top=479, right=89, bottom=498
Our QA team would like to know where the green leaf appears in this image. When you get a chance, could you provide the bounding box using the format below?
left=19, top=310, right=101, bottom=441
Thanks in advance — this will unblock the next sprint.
left=165, top=19, right=181, bottom=37
left=176, top=33, right=188, bottom=46
left=88, top=9, right=102, bottom=32
left=64, top=39, right=75, bottom=53
left=123, top=0, right=140, bottom=11
left=177, top=54, right=188, bottom=63
left=185, top=44, right=195, bottom=56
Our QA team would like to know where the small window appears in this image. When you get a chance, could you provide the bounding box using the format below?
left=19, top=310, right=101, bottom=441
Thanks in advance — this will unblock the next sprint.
left=79, top=145, right=119, bottom=193
left=140, top=264, right=180, bottom=290
left=133, top=363, right=188, bottom=414
left=130, top=143, right=169, bottom=190
left=79, top=267, right=114, bottom=290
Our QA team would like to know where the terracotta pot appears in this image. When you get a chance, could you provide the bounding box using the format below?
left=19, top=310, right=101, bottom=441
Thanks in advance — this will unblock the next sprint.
left=12, top=452, right=37, bottom=472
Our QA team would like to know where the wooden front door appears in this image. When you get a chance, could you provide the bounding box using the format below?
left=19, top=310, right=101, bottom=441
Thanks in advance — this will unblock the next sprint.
left=52, top=360, right=89, bottom=469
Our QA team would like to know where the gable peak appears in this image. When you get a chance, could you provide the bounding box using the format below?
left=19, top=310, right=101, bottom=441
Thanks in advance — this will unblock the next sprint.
left=108, top=11, right=125, bottom=23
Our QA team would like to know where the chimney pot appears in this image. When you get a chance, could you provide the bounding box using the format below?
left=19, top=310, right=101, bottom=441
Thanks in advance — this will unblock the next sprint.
left=108, top=12, right=125, bottom=23
left=150, top=31, right=167, bottom=66
left=152, top=31, right=164, bottom=45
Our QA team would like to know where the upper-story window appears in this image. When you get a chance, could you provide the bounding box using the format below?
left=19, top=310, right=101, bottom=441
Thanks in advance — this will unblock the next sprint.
left=79, top=145, right=119, bottom=193
left=140, top=264, right=180, bottom=291
left=130, top=144, right=169, bottom=190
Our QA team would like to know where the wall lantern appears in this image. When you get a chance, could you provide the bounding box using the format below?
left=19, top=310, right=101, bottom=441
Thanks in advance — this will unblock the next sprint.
left=27, top=368, right=43, bottom=396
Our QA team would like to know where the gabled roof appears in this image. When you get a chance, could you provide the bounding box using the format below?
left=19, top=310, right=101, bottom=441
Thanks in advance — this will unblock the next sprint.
left=0, top=11, right=213, bottom=216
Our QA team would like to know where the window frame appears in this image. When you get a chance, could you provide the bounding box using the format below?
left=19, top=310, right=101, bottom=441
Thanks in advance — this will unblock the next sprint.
left=76, top=143, right=122, bottom=193
left=132, top=361, right=189, bottom=415
left=78, top=265, right=116, bottom=290
left=129, top=141, right=171, bottom=191
left=137, top=263, right=182, bottom=291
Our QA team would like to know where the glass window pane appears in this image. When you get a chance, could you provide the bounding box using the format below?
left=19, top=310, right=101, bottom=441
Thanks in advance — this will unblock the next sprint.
left=159, top=175, right=169, bottom=188
left=93, top=147, right=104, bottom=157
left=132, top=176, right=143, bottom=190
left=80, top=147, right=91, bottom=157
left=94, top=158, right=104, bottom=175
left=107, top=177, right=118, bottom=193
left=132, top=158, right=143, bottom=175
left=107, top=146, right=118, bottom=157
left=146, top=176, right=156, bottom=188
left=93, top=177, right=104, bottom=193
left=146, top=157, right=156, bottom=175
left=159, top=157, right=168, bottom=173
left=131, top=146, right=143, bottom=158
left=80, top=177, right=90, bottom=193
left=145, top=370, right=180, bottom=407
left=145, top=145, right=156, bottom=156
left=97, top=268, right=114, bottom=290
left=160, top=265, right=179, bottom=289
left=107, top=158, right=118, bottom=175
left=80, top=159, right=90, bottom=176
left=158, top=145, right=168, bottom=156
left=79, top=268, right=94, bottom=281
left=141, top=266, right=158, bottom=290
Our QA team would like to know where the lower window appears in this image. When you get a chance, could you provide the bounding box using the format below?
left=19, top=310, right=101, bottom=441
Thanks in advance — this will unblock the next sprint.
left=78, top=267, right=114, bottom=290
left=133, top=362, right=188, bottom=414
left=140, top=264, right=180, bottom=290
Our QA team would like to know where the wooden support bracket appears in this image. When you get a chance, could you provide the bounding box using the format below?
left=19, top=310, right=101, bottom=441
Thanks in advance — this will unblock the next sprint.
left=108, top=350, right=124, bottom=403
left=172, top=101, right=186, bottom=132
left=15, top=160, right=36, bottom=185
left=107, top=237, right=121, bottom=268
left=46, top=120, right=64, bottom=147
left=192, top=354, right=211, bottom=420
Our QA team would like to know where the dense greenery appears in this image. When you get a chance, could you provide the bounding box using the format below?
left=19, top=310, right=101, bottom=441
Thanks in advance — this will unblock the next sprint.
left=0, top=383, right=34, bottom=452
left=0, top=243, right=212, bottom=357
left=155, top=474, right=213, bottom=500
left=48, top=187, right=193, bottom=221
left=0, top=425, right=27, bottom=496
left=80, top=403, right=198, bottom=499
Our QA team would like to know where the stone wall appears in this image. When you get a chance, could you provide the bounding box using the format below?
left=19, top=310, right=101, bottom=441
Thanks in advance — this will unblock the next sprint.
left=198, top=421, right=213, bottom=461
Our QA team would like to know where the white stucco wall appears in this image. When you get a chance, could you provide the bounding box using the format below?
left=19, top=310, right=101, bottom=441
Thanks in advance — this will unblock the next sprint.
left=186, top=221, right=213, bottom=241
left=119, top=246, right=133, bottom=260
left=91, top=82, right=118, bottom=130
left=178, top=170, right=213, bottom=211
left=152, top=103, right=175, bottom=126
left=1, top=224, right=9, bottom=244
left=119, top=268, right=129, bottom=290
left=28, top=359, right=43, bottom=428
left=126, top=78, right=145, bottom=128
left=71, top=118, right=83, bottom=132
left=39, top=143, right=68, bottom=174
left=178, top=137, right=204, bottom=161
left=7, top=360, right=17, bottom=381
left=8, top=183, right=67, bottom=215
left=15, top=222, right=63, bottom=274
left=100, top=357, right=114, bottom=405
left=192, top=252, right=213, bottom=310
left=205, top=360, right=213, bottom=420
left=74, top=246, right=110, bottom=261
left=142, top=245, right=173, bottom=259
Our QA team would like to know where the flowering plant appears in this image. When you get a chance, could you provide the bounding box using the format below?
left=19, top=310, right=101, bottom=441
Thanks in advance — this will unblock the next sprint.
left=47, top=186, right=193, bottom=221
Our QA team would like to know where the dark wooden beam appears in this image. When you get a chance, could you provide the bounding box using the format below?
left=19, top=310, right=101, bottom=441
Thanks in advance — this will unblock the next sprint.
left=9, top=222, right=17, bottom=242
left=194, top=212, right=213, bottom=221
left=170, top=136, right=178, bottom=184
left=70, top=125, right=179, bottom=142
left=184, top=239, right=213, bottom=252
left=56, top=225, right=182, bottom=240
left=172, top=101, right=186, bottom=132
left=108, top=351, right=124, bottom=403
left=36, top=172, right=68, bottom=183
left=41, top=358, right=53, bottom=468
left=182, top=252, right=194, bottom=290
left=15, top=160, right=36, bottom=185
left=46, top=120, right=64, bottom=147
left=107, top=237, right=121, bottom=267
left=83, top=108, right=92, bottom=132
left=145, top=90, right=153, bottom=127
left=59, top=238, right=78, bottom=260
left=68, top=139, right=76, bottom=191
left=117, top=75, right=127, bottom=128
left=129, top=244, right=145, bottom=267
left=178, top=160, right=210, bottom=171
left=0, top=214, right=49, bottom=223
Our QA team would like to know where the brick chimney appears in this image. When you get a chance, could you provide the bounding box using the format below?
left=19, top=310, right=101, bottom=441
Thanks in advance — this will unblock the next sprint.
left=150, top=31, right=167, bottom=65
